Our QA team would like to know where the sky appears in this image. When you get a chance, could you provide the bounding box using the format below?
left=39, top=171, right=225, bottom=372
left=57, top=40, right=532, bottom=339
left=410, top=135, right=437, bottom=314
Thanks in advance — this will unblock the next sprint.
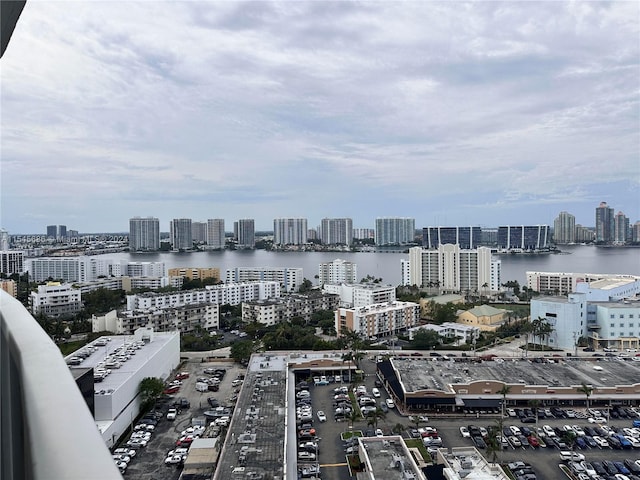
left=1, top=1, right=639, bottom=233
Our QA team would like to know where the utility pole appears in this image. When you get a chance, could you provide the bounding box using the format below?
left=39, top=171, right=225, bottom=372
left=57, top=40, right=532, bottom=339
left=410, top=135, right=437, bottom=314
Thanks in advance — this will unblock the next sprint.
left=573, top=331, right=578, bottom=357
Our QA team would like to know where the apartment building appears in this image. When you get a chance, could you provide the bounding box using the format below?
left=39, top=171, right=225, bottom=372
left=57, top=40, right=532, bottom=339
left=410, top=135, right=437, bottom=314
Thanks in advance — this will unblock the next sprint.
left=375, top=217, right=415, bottom=245
left=170, top=218, right=193, bottom=250
left=553, top=211, right=576, bottom=244
left=128, top=217, right=160, bottom=251
left=225, top=267, right=302, bottom=293
left=273, top=218, right=308, bottom=245
left=422, top=226, right=482, bottom=249
left=408, top=322, right=479, bottom=345
left=92, top=304, right=219, bottom=335
left=234, top=219, right=255, bottom=249
left=242, top=291, right=340, bottom=326
left=0, top=250, right=24, bottom=275
left=168, top=267, right=221, bottom=282
left=406, top=245, right=500, bottom=293
left=126, top=281, right=280, bottom=310
left=319, top=218, right=353, bottom=245
left=30, top=282, right=82, bottom=317
left=318, top=259, right=358, bottom=285
left=322, top=282, right=396, bottom=308
left=526, top=271, right=640, bottom=295
left=335, top=301, right=419, bottom=338
left=206, top=218, right=225, bottom=249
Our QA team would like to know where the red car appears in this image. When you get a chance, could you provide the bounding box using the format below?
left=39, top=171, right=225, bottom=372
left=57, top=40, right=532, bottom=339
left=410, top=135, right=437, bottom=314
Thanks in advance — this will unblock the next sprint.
left=175, top=372, right=190, bottom=380
left=164, top=386, right=180, bottom=394
left=527, top=435, right=540, bottom=447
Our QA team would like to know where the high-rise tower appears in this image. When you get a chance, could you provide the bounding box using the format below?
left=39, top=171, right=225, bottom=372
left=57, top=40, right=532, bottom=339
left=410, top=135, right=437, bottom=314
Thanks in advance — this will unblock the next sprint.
left=129, top=217, right=160, bottom=252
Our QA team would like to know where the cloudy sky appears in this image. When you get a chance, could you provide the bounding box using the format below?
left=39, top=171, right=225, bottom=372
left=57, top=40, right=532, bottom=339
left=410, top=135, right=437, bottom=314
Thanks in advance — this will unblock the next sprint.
left=2, top=1, right=638, bottom=233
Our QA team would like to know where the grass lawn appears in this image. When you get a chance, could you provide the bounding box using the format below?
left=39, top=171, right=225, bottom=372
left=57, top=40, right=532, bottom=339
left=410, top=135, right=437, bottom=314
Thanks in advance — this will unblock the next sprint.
left=341, top=430, right=363, bottom=441
left=404, top=438, right=430, bottom=461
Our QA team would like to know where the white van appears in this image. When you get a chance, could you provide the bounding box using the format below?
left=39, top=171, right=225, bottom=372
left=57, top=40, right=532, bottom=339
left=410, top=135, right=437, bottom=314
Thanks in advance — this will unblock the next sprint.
left=195, top=382, right=209, bottom=392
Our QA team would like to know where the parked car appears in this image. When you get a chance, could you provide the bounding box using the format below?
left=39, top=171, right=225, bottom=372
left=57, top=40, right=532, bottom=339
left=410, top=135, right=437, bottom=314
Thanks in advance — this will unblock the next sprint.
left=316, top=411, right=327, bottom=422
left=385, top=398, right=395, bottom=409
left=166, top=408, right=177, bottom=420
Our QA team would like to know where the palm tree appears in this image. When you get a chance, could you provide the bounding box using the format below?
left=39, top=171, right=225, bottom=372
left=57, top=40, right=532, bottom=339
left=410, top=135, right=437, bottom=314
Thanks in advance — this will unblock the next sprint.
left=498, top=384, right=511, bottom=419
left=577, top=383, right=593, bottom=411
left=367, top=406, right=386, bottom=430
left=347, top=409, right=360, bottom=432
left=392, top=423, right=405, bottom=435
left=528, top=399, right=540, bottom=428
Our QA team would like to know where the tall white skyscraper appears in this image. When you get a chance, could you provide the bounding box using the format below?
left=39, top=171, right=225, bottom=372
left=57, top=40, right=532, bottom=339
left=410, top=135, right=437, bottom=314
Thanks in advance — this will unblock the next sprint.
left=170, top=218, right=193, bottom=250
left=129, top=217, right=160, bottom=252
left=375, top=217, right=415, bottom=245
left=0, top=229, right=9, bottom=250
left=614, top=211, right=630, bottom=244
left=320, top=218, right=353, bottom=245
left=207, top=219, right=225, bottom=249
left=553, top=211, right=576, bottom=244
left=273, top=218, right=307, bottom=245
left=595, top=201, right=615, bottom=244
left=235, top=219, right=255, bottom=249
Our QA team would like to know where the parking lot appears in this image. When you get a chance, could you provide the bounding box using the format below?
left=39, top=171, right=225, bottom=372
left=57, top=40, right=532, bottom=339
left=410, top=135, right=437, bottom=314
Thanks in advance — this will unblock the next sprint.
left=117, top=359, right=246, bottom=480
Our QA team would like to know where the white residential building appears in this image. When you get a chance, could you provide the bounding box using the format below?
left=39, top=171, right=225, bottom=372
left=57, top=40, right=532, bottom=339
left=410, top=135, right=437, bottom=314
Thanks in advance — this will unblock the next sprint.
left=170, top=218, right=193, bottom=250
left=129, top=217, right=160, bottom=252
left=323, top=283, right=396, bottom=308
left=126, top=281, right=280, bottom=310
left=335, top=301, right=419, bottom=338
left=225, top=267, right=303, bottom=293
left=527, top=271, right=640, bottom=296
left=110, top=261, right=165, bottom=278
left=30, top=282, right=82, bottom=316
left=273, top=218, right=308, bottom=245
left=406, top=245, right=499, bottom=292
left=320, top=218, right=353, bottom=245
left=318, top=259, right=358, bottom=285
left=92, top=304, right=219, bottom=335
left=234, top=219, right=255, bottom=249
left=375, top=217, right=415, bottom=245
left=207, top=218, right=225, bottom=249
left=0, top=250, right=24, bottom=275
left=408, top=322, right=480, bottom=345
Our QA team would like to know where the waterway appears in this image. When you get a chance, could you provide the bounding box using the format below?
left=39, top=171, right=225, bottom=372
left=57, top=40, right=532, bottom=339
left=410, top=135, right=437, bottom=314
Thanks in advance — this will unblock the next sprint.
left=100, top=244, right=639, bottom=286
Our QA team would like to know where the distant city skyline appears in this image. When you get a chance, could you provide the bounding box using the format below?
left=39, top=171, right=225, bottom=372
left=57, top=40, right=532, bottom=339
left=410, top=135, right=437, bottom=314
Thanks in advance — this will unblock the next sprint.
left=3, top=203, right=639, bottom=235
left=2, top=2, right=638, bottom=233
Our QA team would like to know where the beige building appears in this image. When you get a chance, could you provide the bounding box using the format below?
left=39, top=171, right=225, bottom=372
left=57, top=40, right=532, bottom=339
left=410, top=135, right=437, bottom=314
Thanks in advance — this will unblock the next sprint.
left=1, top=279, right=17, bottom=297
left=335, top=301, right=419, bottom=338
left=457, top=304, right=508, bottom=332
left=168, top=267, right=221, bottom=282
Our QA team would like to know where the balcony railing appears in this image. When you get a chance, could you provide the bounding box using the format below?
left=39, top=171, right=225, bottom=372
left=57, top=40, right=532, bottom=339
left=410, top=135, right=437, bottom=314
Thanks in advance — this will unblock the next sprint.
left=0, top=291, right=122, bottom=479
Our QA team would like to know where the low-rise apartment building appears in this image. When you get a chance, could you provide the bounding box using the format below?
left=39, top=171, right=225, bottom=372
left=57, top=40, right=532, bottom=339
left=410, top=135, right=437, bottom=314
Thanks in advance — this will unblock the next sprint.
left=242, top=291, right=339, bottom=326
left=225, top=267, right=303, bottom=293
left=30, top=282, right=82, bottom=317
left=322, top=282, right=396, bottom=308
left=335, top=301, right=419, bottom=338
left=408, top=322, right=480, bottom=345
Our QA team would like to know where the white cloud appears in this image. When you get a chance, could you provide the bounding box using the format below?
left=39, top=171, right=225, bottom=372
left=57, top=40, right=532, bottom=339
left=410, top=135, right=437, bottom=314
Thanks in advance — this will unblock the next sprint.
left=1, top=1, right=638, bottom=232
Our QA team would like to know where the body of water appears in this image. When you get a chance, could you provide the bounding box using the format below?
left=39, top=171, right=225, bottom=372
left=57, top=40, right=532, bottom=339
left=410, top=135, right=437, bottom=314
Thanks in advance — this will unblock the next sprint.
left=101, top=245, right=639, bottom=286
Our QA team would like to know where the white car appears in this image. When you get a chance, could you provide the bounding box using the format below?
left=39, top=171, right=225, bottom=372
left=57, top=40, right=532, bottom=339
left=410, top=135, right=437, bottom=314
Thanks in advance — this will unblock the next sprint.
left=165, top=454, right=185, bottom=465
left=592, top=436, right=609, bottom=448
left=215, top=416, right=230, bottom=427
left=375, top=428, right=384, bottom=437
left=298, top=451, right=316, bottom=461
left=112, top=454, right=131, bottom=464
left=385, top=398, right=395, bottom=409
left=543, top=425, right=556, bottom=437
left=507, top=408, right=517, bottom=417
left=167, top=408, right=177, bottom=420
left=371, top=388, right=381, bottom=398
left=113, top=448, right=136, bottom=458
left=588, top=416, right=607, bottom=423
left=317, top=411, right=327, bottom=422
left=459, top=426, right=471, bottom=438
left=559, top=451, right=585, bottom=461
left=571, top=425, right=585, bottom=436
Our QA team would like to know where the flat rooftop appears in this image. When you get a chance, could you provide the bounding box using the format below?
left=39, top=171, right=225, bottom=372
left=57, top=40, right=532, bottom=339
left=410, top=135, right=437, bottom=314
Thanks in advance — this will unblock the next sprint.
left=359, top=436, right=424, bottom=480
left=394, top=356, right=640, bottom=393
left=437, top=447, right=509, bottom=480
left=66, top=333, right=177, bottom=395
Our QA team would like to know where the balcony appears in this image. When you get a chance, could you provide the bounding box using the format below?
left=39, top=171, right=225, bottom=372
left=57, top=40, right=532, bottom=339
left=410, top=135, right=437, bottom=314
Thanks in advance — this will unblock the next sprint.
left=1, top=291, right=122, bottom=479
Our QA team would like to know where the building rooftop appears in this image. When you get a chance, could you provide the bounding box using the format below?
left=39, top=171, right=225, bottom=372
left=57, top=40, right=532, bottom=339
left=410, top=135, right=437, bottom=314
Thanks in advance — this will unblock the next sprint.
left=393, top=355, right=640, bottom=394
left=465, top=305, right=507, bottom=317
left=358, top=436, right=424, bottom=480
left=437, top=447, right=508, bottom=480
left=587, top=277, right=637, bottom=290
left=66, top=332, right=178, bottom=396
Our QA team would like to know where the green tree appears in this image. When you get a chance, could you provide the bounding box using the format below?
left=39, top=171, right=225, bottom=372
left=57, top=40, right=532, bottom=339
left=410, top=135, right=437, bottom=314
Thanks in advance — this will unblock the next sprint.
left=577, top=383, right=593, bottom=411
left=498, top=384, right=511, bottom=419
left=139, top=377, right=165, bottom=410
left=230, top=339, right=256, bottom=364
left=82, top=288, right=125, bottom=316
left=298, top=278, right=313, bottom=293
left=410, top=329, right=441, bottom=350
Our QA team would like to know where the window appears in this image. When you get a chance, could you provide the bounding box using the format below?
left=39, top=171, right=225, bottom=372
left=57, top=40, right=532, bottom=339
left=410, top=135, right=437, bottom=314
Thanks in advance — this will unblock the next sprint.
left=610, top=314, right=615, bottom=319
left=620, top=323, right=624, bottom=328
left=630, top=323, right=635, bottom=328
left=620, top=314, right=625, bottom=319
left=630, top=314, right=635, bottom=319
left=610, top=323, right=615, bottom=328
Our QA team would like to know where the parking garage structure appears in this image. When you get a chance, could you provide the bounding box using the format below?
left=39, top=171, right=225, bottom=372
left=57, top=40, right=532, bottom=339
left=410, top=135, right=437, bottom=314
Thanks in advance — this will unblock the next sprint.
left=376, top=355, right=640, bottom=414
